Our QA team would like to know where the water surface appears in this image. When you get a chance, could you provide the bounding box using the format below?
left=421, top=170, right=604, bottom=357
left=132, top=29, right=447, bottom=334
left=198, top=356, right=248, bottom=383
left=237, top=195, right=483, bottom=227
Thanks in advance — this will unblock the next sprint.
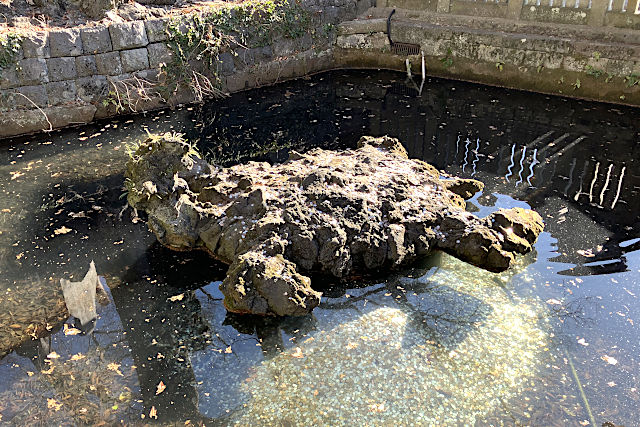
left=0, top=71, right=638, bottom=426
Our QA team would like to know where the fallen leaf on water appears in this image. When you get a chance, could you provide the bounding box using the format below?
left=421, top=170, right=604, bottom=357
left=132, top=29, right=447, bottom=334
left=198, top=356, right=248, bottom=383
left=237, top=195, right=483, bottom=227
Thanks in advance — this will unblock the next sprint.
left=602, top=355, right=618, bottom=365
left=608, top=381, right=617, bottom=387
left=290, top=347, right=304, bottom=358
left=10, top=171, right=24, bottom=180
left=577, top=338, right=589, bottom=346
left=54, top=226, right=72, bottom=235
left=149, top=406, right=158, bottom=419
left=546, top=298, right=562, bottom=305
left=64, top=324, right=82, bottom=336
left=156, top=381, right=166, bottom=395
left=47, top=398, right=63, bottom=411
left=47, top=351, right=60, bottom=359
left=70, top=353, right=85, bottom=361
left=168, top=294, right=184, bottom=302
left=368, top=402, right=386, bottom=413
left=224, top=346, right=233, bottom=354
left=577, top=249, right=595, bottom=257
left=107, top=362, right=123, bottom=376
left=579, top=420, right=589, bottom=426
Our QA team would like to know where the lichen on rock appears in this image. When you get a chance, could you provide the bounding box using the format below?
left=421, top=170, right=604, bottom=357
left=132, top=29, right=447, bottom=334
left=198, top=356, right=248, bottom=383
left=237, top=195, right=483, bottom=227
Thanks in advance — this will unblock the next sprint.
left=125, top=133, right=544, bottom=316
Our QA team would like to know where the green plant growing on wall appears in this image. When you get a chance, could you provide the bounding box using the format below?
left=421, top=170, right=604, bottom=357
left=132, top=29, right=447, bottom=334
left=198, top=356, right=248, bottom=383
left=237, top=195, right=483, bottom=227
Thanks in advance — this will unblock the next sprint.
left=573, top=78, right=581, bottom=90
left=162, top=0, right=311, bottom=102
left=495, top=61, right=504, bottom=72
left=624, top=73, right=639, bottom=88
left=441, top=48, right=453, bottom=69
left=592, top=51, right=601, bottom=61
left=537, top=65, right=544, bottom=73
left=605, top=73, right=614, bottom=83
left=585, top=65, right=603, bottom=79
left=0, top=33, right=23, bottom=78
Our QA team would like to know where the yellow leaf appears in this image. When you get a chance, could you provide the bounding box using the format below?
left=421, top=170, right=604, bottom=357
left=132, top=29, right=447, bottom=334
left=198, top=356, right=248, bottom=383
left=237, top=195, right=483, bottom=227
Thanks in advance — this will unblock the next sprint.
left=602, top=355, right=618, bottom=365
left=47, top=398, right=63, bottom=411
left=64, top=324, right=82, bottom=336
left=290, top=347, right=304, bottom=358
left=70, top=353, right=85, bottom=361
left=224, top=346, right=233, bottom=354
left=47, top=351, right=60, bottom=359
left=156, top=381, right=166, bottom=395
left=149, top=406, right=158, bottom=419
left=168, top=294, right=185, bottom=302
left=107, top=362, right=123, bottom=376
left=54, top=226, right=72, bottom=235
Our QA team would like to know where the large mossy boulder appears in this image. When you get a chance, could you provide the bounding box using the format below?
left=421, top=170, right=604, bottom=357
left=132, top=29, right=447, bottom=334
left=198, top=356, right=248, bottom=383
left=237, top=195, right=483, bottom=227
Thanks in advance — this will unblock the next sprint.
left=125, top=134, right=544, bottom=316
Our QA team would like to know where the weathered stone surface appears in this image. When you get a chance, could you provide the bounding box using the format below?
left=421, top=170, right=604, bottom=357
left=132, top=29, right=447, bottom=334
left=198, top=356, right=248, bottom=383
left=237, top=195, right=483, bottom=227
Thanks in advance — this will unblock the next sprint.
left=76, top=55, right=98, bottom=77
left=219, top=52, right=236, bottom=75
left=109, top=21, right=149, bottom=50
left=96, top=51, right=123, bottom=75
left=126, top=135, right=544, bottom=317
left=81, top=26, right=113, bottom=54
left=0, top=66, right=20, bottom=90
left=15, top=85, right=48, bottom=107
left=0, top=103, right=97, bottom=138
left=145, top=18, right=170, bottom=43
left=77, top=76, right=108, bottom=102
left=47, top=57, right=77, bottom=82
left=46, top=80, right=77, bottom=104
left=121, top=48, right=150, bottom=72
left=49, top=29, right=83, bottom=57
left=17, top=58, right=48, bottom=85
left=22, top=32, right=50, bottom=58
left=147, top=43, right=172, bottom=68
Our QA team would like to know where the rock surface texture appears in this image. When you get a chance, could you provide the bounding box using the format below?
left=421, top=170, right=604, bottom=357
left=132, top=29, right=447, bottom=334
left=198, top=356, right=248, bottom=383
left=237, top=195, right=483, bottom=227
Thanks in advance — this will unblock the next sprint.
left=126, top=134, right=544, bottom=316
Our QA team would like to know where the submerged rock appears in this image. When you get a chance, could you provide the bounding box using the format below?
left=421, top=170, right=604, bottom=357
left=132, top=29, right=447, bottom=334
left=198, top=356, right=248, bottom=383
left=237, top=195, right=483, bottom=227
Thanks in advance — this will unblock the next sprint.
left=125, top=133, right=544, bottom=316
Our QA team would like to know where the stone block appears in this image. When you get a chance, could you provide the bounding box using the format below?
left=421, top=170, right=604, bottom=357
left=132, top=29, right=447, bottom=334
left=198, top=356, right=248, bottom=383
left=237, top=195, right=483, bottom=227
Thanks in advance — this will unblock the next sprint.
left=77, top=75, right=108, bottom=102
left=272, top=38, right=298, bottom=57
left=80, top=26, right=113, bottom=54
left=218, top=52, right=235, bottom=75
left=145, top=18, right=171, bottom=43
left=76, top=55, right=98, bottom=77
left=109, top=21, right=149, bottom=50
left=135, top=69, right=159, bottom=82
left=46, top=80, right=77, bottom=104
left=22, top=32, right=50, bottom=58
left=18, top=58, right=48, bottom=85
left=605, top=59, right=634, bottom=77
left=96, top=51, right=123, bottom=75
left=47, top=57, right=77, bottom=82
left=121, top=48, right=150, bottom=72
left=49, top=29, right=83, bottom=57
left=147, top=43, right=173, bottom=68
left=523, top=51, right=563, bottom=70
left=15, top=85, right=48, bottom=107
left=0, top=66, right=20, bottom=89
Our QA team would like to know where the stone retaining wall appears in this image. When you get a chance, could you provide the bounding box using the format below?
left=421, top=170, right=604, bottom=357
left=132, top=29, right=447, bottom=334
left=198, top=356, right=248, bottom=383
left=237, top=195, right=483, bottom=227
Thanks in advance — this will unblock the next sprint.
left=0, top=0, right=374, bottom=139
left=1, top=0, right=639, bottom=140
left=335, top=8, right=640, bottom=106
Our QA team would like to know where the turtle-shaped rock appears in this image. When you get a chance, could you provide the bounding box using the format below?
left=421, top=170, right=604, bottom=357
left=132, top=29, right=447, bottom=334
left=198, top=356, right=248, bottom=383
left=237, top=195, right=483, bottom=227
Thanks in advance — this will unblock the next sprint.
left=126, top=133, right=544, bottom=316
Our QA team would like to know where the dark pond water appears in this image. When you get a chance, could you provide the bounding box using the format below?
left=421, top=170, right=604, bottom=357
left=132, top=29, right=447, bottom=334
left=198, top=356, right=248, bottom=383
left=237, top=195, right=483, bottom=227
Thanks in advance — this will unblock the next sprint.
left=0, top=70, right=638, bottom=426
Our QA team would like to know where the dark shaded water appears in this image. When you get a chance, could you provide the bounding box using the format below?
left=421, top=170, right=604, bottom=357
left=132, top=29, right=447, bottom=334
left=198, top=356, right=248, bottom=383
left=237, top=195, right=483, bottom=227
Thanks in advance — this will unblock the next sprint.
left=0, top=71, right=638, bottom=425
